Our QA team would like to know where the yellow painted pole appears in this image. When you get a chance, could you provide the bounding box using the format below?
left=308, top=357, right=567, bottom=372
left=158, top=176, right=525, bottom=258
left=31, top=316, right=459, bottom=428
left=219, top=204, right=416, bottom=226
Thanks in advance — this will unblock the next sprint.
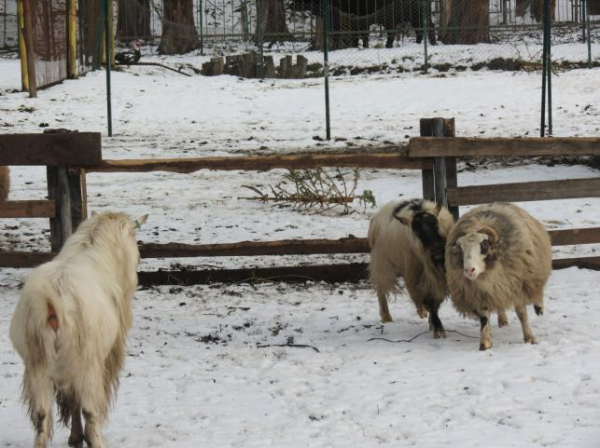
left=17, top=0, right=29, bottom=91
left=68, top=0, right=77, bottom=78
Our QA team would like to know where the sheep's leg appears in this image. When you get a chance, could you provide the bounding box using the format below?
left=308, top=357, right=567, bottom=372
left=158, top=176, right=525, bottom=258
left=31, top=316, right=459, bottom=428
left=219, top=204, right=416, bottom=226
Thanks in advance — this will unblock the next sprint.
left=386, top=31, right=395, bottom=48
left=82, top=408, right=105, bottom=448
left=497, top=309, right=509, bottom=328
left=80, top=368, right=107, bottom=448
left=515, top=304, right=537, bottom=344
left=478, top=310, right=493, bottom=350
left=425, top=298, right=446, bottom=339
left=26, top=372, right=54, bottom=448
left=377, top=290, right=393, bottom=323
left=68, top=404, right=84, bottom=448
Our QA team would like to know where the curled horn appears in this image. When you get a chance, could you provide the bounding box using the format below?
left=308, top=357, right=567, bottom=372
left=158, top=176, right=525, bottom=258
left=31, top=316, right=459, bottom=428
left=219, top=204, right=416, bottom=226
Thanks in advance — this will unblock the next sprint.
left=433, top=202, right=442, bottom=215
left=394, top=215, right=410, bottom=226
left=479, top=226, right=499, bottom=244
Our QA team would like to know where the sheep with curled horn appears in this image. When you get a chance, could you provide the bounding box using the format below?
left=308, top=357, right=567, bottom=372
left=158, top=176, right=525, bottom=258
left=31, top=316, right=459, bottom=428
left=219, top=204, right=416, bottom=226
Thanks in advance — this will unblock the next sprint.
left=368, top=199, right=455, bottom=338
left=446, top=202, right=552, bottom=350
left=10, top=211, right=148, bottom=448
left=0, top=166, right=9, bottom=200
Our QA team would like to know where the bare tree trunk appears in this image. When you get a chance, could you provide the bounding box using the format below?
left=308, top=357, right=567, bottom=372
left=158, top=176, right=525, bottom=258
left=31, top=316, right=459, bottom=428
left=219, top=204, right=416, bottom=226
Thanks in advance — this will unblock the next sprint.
left=117, top=0, right=151, bottom=40
left=443, top=0, right=490, bottom=44
left=256, top=0, right=293, bottom=43
left=438, top=0, right=452, bottom=42
left=158, top=0, right=198, bottom=54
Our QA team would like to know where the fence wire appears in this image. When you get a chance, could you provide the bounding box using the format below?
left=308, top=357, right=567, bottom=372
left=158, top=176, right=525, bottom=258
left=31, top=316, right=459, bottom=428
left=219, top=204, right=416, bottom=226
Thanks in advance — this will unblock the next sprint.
left=111, top=0, right=598, bottom=75
left=0, top=0, right=17, bottom=50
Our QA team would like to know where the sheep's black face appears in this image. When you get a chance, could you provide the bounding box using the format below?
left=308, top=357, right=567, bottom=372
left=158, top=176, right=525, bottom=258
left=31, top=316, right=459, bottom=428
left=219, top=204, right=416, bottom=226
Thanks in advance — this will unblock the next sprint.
left=412, top=212, right=445, bottom=268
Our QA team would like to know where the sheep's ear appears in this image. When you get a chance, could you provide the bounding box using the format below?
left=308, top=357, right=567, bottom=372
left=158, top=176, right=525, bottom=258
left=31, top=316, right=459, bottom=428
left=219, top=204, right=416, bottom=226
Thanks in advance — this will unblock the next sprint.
left=479, top=226, right=499, bottom=245
left=134, top=214, right=149, bottom=230
left=394, top=215, right=410, bottom=226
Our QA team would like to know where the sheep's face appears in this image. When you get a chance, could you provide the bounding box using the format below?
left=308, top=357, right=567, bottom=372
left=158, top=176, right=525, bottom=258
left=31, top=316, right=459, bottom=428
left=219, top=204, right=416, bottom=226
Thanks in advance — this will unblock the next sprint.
left=454, top=232, right=492, bottom=281
left=411, top=211, right=444, bottom=251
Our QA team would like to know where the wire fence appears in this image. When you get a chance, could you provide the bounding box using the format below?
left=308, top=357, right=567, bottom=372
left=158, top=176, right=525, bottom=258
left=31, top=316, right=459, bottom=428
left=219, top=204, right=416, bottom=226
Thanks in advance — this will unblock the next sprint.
left=112, top=0, right=599, bottom=73
left=0, top=0, right=17, bottom=50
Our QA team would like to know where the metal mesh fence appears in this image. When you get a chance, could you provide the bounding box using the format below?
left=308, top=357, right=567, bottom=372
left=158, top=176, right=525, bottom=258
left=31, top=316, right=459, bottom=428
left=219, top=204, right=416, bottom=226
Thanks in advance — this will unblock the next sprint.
left=0, top=0, right=17, bottom=50
left=112, top=0, right=598, bottom=74
left=28, top=0, right=69, bottom=88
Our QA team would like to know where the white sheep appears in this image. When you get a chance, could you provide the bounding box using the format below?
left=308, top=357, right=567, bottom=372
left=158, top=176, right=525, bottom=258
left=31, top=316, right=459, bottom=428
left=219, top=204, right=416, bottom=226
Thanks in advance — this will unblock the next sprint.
left=446, top=202, right=552, bottom=350
left=368, top=199, right=455, bottom=338
left=10, top=211, right=148, bottom=448
left=0, top=166, right=9, bottom=201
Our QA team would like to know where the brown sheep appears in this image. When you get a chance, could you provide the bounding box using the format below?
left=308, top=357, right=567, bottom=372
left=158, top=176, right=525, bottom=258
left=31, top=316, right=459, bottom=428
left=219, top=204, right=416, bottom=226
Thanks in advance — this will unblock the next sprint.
left=446, top=202, right=552, bottom=350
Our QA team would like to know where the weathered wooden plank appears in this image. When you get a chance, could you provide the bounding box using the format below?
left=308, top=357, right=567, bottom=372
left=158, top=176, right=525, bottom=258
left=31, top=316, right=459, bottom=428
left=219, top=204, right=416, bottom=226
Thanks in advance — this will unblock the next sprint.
left=549, top=228, right=600, bottom=246
left=140, top=237, right=370, bottom=258
left=88, top=152, right=432, bottom=173
left=47, top=167, right=73, bottom=252
left=553, top=257, right=600, bottom=271
left=447, top=177, right=600, bottom=206
left=138, top=263, right=370, bottom=286
left=0, top=200, right=56, bottom=218
left=409, top=137, right=600, bottom=158
left=0, top=133, right=101, bottom=166
left=0, top=251, right=54, bottom=268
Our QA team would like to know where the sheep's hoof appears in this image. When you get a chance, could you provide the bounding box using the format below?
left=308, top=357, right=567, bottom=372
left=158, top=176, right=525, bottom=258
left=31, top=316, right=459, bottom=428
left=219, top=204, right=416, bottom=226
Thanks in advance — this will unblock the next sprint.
left=479, top=340, right=492, bottom=351
left=524, top=335, right=537, bottom=344
left=417, top=308, right=429, bottom=319
left=68, top=431, right=84, bottom=448
left=497, top=314, right=509, bottom=328
left=534, top=305, right=544, bottom=316
left=380, top=315, right=393, bottom=323
left=434, top=329, right=447, bottom=339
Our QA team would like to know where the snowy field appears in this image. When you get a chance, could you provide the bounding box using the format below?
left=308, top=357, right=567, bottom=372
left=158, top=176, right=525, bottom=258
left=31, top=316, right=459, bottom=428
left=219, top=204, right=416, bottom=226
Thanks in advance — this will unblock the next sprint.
left=1, top=56, right=600, bottom=447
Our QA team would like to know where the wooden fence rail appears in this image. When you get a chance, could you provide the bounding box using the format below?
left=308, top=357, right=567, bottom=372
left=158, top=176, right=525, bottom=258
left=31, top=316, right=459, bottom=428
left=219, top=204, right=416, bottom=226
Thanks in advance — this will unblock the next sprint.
left=0, top=200, right=56, bottom=218
left=4, top=128, right=600, bottom=284
left=447, top=178, right=600, bottom=206
left=87, top=152, right=431, bottom=173
left=410, top=137, right=600, bottom=157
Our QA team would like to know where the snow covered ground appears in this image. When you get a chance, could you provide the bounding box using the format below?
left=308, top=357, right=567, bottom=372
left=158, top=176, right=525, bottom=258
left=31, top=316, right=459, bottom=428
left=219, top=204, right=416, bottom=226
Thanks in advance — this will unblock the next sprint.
left=1, top=56, right=600, bottom=447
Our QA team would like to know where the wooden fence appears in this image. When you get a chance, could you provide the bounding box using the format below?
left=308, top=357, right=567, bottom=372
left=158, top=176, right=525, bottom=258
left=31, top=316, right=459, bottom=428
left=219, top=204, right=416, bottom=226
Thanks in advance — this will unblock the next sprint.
left=2, top=122, right=600, bottom=284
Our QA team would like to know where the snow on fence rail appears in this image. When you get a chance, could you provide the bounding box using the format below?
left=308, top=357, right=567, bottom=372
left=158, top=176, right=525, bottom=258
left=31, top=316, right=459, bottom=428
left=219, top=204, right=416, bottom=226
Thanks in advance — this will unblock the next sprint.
left=2, top=125, right=600, bottom=283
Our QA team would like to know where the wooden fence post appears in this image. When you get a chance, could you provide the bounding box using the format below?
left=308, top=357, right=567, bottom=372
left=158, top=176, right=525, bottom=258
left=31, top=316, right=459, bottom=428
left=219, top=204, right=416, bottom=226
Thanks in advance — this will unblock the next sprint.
left=420, top=119, right=435, bottom=201
left=420, top=117, right=458, bottom=219
left=443, top=119, right=459, bottom=220
left=47, top=167, right=73, bottom=251
left=68, top=167, right=87, bottom=230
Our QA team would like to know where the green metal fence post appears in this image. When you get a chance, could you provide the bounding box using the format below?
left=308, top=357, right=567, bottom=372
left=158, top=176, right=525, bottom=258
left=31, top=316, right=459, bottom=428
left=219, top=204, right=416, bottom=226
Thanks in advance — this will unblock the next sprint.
left=541, top=0, right=548, bottom=137
left=256, top=0, right=264, bottom=78
left=546, top=0, right=552, bottom=136
left=104, top=0, right=112, bottom=137
left=199, top=0, right=204, bottom=56
left=422, top=0, right=429, bottom=73
left=585, top=0, right=592, bottom=68
left=322, top=0, right=331, bottom=140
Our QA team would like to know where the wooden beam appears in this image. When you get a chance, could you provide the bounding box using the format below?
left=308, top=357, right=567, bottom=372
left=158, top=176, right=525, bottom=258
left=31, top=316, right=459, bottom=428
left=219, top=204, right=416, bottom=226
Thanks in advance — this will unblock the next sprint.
left=409, top=137, right=600, bottom=158
left=549, top=228, right=600, bottom=246
left=0, top=133, right=101, bottom=166
left=0, top=251, right=54, bottom=268
left=138, top=263, right=370, bottom=286
left=88, top=152, right=432, bottom=174
left=447, top=177, right=600, bottom=206
left=0, top=200, right=55, bottom=218
left=553, top=257, right=600, bottom=271
left=1, top=251, right=599, bottom=276
left=140, top=237, right=370, bottom=258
